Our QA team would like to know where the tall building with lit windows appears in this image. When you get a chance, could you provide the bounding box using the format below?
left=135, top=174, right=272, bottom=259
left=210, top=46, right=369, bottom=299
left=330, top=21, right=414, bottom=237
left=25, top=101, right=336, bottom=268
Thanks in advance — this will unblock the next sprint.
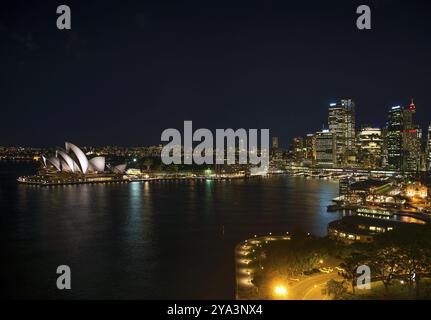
left=315, top=129, right=336, bottom=167
left=305, top=133, right=316, bottom=164
left=381, top=125, right=389, bottom=168
left=292, top=136, right=304, bottom=163
left=328, top=99, right=356, bottom=166
left=427, top=125, right=431, bottom=171
left=386, top=106, right=404, bottom=170
left=386, top=100, right=421, bottom=171
left=357, top=127, right=383, bottom=169
left=401, top=100, right=420, bottom=171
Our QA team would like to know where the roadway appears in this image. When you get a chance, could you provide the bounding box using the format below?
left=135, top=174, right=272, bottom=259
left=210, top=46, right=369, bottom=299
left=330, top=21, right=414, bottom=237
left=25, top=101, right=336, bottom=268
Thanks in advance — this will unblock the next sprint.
left=288, top=271, right=344, bottom=300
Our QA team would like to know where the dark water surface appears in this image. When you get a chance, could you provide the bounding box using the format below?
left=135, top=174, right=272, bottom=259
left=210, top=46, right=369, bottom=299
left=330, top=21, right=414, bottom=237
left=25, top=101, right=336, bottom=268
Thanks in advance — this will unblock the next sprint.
left=0, top=163, right=340, bottom=299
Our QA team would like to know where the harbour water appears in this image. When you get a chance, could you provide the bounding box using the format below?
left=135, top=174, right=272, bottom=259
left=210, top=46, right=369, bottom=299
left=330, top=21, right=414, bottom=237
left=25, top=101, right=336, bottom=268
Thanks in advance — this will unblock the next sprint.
left=1, top=163, right=340, bottom=299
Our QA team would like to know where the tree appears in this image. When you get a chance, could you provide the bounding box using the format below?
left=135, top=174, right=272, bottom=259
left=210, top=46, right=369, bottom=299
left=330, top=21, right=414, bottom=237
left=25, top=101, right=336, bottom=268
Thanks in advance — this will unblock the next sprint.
left=326, top=279, right=347, bottom=299
left=397, top=240, right=431, bottom=298
left=369, top=247, right=400, bottom=294
left=373, top=224, right=431, bottom=298
left=143, top=158, right=154, bottom=171
left=340, top=252, right=368, bottom=295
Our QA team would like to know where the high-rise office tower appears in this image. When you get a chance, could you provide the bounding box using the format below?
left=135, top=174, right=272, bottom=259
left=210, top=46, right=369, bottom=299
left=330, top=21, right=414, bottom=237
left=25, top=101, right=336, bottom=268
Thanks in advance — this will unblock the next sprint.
left=315, top=129, right=336, bottom=167
left=402, top=129, right=421, bottom=171
left=427, top=125, right=431, bottom=171
left=402, top=100, right=420, bottom=171
left=305, top=133, right=316, bottom=164
left=386, top=100, right=421, bottom=172
left=381, top=125, right=388, bottom=168
left=292, top=136, right=304, bottom=163
left=328, top=99, right=356, bottom=167
left=387, top=105, right=404, bottom=170
left=271, top=136, right=279, bottom=149
left=357, top=127, right=383, bottom=169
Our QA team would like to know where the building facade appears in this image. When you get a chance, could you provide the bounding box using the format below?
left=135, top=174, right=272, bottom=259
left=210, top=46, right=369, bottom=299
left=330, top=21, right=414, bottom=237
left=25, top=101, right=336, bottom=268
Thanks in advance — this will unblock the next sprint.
left=427, top=125, right=431, bottom=171
left=292, top=136, right=304, bottom=163
left=304, top=133, right=316, bottom=165
left=386, top=101, right=422, bottom=172
left=271, top=136, right=279, bottom=149
left=315, top=129, right=336, bottom=167
left=356, top=127, right=383, bottom=169
left=386, top=106, right=404, bottom=170
left=401, top=100, right=421, bottom=171
left=328, top=99, right=356, bottom=167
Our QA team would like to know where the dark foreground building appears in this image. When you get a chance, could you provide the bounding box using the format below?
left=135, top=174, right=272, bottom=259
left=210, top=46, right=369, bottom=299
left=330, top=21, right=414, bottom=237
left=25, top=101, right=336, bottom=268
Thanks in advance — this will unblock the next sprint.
left=328, top=215, right=426, bottom=243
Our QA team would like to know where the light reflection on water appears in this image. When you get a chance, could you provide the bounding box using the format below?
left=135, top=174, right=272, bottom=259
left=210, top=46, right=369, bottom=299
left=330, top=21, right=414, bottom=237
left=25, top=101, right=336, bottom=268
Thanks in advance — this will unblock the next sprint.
left=2, top=168, right=340, bottom=299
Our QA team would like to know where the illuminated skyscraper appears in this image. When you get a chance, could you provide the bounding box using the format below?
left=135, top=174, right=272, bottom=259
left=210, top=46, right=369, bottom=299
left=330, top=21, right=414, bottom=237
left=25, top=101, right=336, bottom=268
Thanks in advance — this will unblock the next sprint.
left=357, top=127, right=383, bottom=169
left=315, top=129, right=336, bottom=167
left=386, top=100, right=421, bottom=171
left=402, top=99, right=421, bottom=171
left=271, top=136, right=279, bottom=149
left=381, top=125, right=388, bottom=168
left=387, top=106, right=404, bottom=170
left=427, top=125, right=431, bottom=171
left=292, top=136, right=304, bottom=163
left=328, top=99, right=356, bottom=166
left=305, top=133, right=316, bottom=164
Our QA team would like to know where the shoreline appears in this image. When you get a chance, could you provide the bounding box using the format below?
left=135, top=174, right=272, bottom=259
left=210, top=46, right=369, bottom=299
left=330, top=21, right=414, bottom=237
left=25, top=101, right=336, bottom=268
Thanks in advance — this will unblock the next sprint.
left=16, top=173, right=254, bottom=186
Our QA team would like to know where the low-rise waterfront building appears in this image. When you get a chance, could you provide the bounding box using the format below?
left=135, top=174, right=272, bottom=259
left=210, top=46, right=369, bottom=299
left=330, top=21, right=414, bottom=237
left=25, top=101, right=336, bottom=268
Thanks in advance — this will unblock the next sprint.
left=404, top=182, right=428, bottom=199
left=327, top=215, right=423, bottom=243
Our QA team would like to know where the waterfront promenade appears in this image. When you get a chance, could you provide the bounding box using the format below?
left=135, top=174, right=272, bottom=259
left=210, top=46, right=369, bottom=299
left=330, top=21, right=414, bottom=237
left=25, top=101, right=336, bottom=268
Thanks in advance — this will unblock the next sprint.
left=17, top=173, right=249, bottom=186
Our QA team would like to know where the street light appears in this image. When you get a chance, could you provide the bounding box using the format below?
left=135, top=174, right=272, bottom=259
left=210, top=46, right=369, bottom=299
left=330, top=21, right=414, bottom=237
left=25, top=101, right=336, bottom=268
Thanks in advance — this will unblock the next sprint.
left=274, top=285, right=287, bottom=298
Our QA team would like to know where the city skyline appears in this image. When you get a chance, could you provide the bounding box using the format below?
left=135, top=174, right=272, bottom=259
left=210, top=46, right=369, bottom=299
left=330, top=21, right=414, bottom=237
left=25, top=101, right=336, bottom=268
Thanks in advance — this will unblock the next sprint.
left=2, top=96, right=431, bottom=175
left=0, top=96, right=429, bottom=148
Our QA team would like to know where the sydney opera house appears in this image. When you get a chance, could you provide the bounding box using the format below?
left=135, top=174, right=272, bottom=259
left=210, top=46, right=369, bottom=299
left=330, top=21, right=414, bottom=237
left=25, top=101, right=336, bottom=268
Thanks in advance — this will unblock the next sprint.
left=40, top=142, right=126, bottom=174
left=18, top=142, right=127, bottom=185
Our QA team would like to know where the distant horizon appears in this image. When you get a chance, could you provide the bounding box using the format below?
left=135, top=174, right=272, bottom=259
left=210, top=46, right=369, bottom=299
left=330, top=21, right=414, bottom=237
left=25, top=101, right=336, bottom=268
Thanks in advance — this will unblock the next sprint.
left=2, top=98, right=431, bottom=149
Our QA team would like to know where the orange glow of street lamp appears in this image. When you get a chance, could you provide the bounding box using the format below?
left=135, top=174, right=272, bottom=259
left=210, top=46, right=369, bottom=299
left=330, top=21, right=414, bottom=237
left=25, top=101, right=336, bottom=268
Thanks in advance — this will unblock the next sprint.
left=274, top=285, right=287, bottom=298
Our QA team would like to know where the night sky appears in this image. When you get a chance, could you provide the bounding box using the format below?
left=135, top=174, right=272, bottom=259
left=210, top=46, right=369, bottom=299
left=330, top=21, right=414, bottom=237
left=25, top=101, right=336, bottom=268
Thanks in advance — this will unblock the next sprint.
left=1, top=0, right=430, bottom=147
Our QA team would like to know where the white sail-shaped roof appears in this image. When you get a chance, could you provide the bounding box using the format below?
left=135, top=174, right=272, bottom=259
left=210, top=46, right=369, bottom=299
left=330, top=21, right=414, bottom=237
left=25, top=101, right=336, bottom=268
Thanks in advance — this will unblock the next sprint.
left=89, top=157, right=105, bottom=172
left=47, top=157, right=61, bottom=171
left=112, top=163, right=127, bottom=174
left=73, top=162, right=81, bottom=172
left=41, top=155, right=47, bottom=167
left=60, top=159, right=73, bottom=172
left=65, top=142, right=89, bottom=173
left=57, top=150, right=78, bottom=173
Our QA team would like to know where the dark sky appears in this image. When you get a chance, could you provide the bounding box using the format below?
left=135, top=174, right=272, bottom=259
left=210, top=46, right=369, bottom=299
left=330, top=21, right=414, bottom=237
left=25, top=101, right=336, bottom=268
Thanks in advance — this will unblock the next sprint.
left=1, top=0, right=430, bottom=147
